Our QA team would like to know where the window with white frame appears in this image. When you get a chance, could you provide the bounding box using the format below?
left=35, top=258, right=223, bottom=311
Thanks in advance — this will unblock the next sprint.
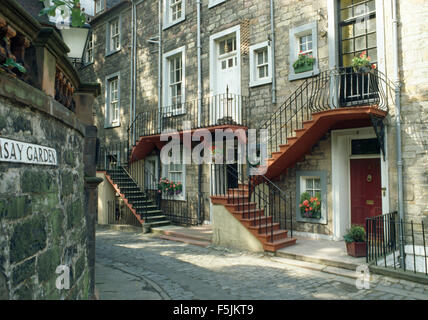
left=299, top=34, right=313, bottom=55
left=110, top=19, right=120, bottom=51
left=105, top=74, right=120, bottom=127
left=303, top=177, right=321, bottom=197
left=163, top=0, right=185, bottom=29
left=169, top=56, right=182, bottom=107
left=296, top=171, right=327, bottom=224
left=289, top=21, right=319, bottom=81
left=208, top=0, right=227, bottom=8
left=163, top=47, right=185, bottom=115
left=84, top=32, right=94, bottom=64
left=106, top=17, right=121, bottom=55
left=162, top=150, right=185, bottom=200
left=95, top=0, right=105, bottom=14
left=218, top=35, right=238, bottom=70
left=249, top=41, right=272, bottom=87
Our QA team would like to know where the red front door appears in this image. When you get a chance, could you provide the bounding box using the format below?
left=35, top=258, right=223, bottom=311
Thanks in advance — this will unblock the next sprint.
left=350, top=158, right=382, bottom=227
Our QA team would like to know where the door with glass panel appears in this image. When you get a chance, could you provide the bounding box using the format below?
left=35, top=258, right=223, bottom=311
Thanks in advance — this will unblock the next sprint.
left=211, top=34, right=241, bottom=125
left=338, top=0, right=378, bottom=106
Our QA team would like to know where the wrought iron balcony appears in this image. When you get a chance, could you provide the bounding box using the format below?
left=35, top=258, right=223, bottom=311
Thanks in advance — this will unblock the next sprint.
left=128, top=92, right=249, bottom=144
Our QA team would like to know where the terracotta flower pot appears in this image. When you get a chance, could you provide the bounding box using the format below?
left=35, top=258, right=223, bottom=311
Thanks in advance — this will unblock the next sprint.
left=346, top=241, right=366, bottom=257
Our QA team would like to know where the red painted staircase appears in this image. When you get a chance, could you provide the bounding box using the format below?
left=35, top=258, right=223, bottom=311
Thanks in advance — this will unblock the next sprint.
left=265, top=106, right=387, bottom=180
left=211, top=179, right=296, bottom=252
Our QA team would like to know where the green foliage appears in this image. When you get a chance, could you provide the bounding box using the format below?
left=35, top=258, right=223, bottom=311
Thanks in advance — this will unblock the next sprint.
left=158, top=178, right=183, bottom=196
left=39, top=0, right=86, bottom=27
left=344, top=225, right=366, bottom=243
left=2, top=57, right=26, bottom=74
left=299, top=192, right=321, bottom=219
left=292, top=53, right=315, bottom=70
left=351, top=51, right=376, bottom=72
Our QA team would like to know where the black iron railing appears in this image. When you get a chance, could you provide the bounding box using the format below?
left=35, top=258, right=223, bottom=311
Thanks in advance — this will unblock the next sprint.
left=160, top=194, right=206, bottom=226
left=212, top=164, right=292, bottom=243
left=97, top=141, right=130, bottom=171
left=366, top=213, right=428, bottom=275
left=107, top=199, right=141, bottom=227
left=127, top=92, right=248, bottom=149
left=258, top=68, right=395, bottom=156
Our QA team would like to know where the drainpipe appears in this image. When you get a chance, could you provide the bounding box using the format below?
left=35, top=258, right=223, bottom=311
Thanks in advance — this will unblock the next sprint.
left=392, top=0, right=405, bottom=267
left=196, top=0, right=203, bottom=221
left=130, top=0, right=135, bottom=143
left=133, top=1, right=137, bottom=143
left=269, top=0, right=277, bottom=104
left=197, top=0, right=202, bottom=127
left=158, top=0, right=163, bottom=131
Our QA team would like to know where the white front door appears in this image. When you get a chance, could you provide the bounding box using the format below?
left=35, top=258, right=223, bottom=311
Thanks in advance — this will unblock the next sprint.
left=210, top=28, right=241, bottom=125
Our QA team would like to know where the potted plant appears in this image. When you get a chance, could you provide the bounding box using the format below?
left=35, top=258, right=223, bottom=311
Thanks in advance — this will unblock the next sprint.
left=293, top=52, right=316, bottom=74
left=299, top=192, right=321, bottom=219
left=351, top=51, right=376, bottom=74
left=344, top=225, right=366, bottom=257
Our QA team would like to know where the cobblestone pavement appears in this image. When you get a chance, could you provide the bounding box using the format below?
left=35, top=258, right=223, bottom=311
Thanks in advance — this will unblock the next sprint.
left=95, top=228, right=428, bottom=300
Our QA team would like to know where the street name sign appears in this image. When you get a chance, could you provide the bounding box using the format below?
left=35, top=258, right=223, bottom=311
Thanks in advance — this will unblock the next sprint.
left=0, top=137, right=57, bottom=166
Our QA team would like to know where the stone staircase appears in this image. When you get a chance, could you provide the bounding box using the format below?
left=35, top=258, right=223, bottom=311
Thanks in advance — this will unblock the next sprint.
left=211, top=183, right=296, bottom=252
left=105, top=167, right=170, bottom=229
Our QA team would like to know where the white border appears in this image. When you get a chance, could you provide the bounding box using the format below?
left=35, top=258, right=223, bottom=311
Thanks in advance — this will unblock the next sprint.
left=331, top=127, right=389, bottom=240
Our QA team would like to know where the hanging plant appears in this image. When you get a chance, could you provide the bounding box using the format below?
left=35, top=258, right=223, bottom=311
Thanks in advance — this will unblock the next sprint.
left=2, top=57, right=26, bottom=74
left=39, top=0, right=87, bottom=27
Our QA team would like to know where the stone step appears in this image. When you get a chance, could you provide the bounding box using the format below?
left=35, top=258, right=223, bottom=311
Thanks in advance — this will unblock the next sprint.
left=157, top=234, right=211, bottom=247
left=263, top=237, right=297, bottom=252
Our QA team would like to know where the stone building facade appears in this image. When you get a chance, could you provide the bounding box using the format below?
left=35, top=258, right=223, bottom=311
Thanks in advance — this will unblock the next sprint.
left=0, top=0, right=100, bottom=299
left=81, top=0, right=427, bottom=246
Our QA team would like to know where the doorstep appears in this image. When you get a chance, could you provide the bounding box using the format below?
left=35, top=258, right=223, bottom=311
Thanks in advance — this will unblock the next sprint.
left=151, top=225, right=213, bottom=247
left=276, top=236, right=366, bottom=271
left=276, top=236, right=428, bottom=285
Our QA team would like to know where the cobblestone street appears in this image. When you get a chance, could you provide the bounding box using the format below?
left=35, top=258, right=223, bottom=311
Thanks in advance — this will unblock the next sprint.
left=95, top=228, right=428, bottom=300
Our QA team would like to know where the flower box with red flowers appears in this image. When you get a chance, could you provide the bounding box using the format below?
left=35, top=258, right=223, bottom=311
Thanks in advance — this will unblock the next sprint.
left=157, top=178, right=183, bottom=196
left=293, top=52, right=316, bottom=74
left=299, top=192, right=322, bottom=219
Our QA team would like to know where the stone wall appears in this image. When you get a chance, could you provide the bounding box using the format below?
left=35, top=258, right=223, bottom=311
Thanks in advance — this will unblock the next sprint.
left=276, top=132, right=333, bottom=236
left=0, top=74, right=90, bottom=300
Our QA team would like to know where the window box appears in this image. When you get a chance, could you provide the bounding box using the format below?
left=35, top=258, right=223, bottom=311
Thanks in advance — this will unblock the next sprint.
left=294, top=63, right=314, bottom=74
left=289, top=21, right=319, bottom=81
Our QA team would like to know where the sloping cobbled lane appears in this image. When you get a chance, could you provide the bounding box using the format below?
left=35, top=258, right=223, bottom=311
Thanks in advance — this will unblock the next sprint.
left=95, top=228, right=428, bottom=300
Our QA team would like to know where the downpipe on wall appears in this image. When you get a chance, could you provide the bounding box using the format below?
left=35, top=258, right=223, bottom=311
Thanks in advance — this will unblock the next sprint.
left=270, top=0, right=277, bottom=104
left=392, top=0, right=405, bottom=268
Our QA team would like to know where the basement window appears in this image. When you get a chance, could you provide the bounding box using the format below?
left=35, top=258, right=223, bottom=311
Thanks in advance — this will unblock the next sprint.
left=296, top=171, right=327, bottom=224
